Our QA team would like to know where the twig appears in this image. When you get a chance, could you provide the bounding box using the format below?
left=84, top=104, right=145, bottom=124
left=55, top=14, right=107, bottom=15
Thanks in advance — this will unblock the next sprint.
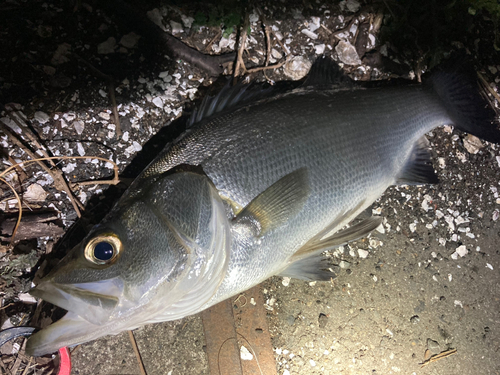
left=478, top=71, right=500, bottom=104
left=4, top=106, right=57, bottom=169
left=420, top=348, right=457, bottom=368
left=0, top=120, right=84, bottom=215
left=20, top=357, right=32, bottom=375
left=0, top=156, right=119, bottom=247
left=0, top=177, right=22, bottom=248
left=272, top=30, right=290, bottom=55
left=245, top=59, right=287, bottom=74
left=205, top=29, right=222, bottom=52
left=128, top=331, right=147, bottom=375
left=233, top=16, right=249, bottom=80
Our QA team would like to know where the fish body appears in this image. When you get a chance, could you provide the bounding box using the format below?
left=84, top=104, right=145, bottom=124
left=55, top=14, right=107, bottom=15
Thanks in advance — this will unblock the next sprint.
left=26, top=57, right=499, bottom=356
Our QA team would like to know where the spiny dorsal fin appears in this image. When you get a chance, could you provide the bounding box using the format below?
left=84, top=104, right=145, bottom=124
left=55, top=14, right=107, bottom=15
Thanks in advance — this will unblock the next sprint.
left=234, top=168, right=310, bottom=237
left=187, top=80, right=274, bottom=128
left=396, top=136, right=439, bottom=185
left=302, top=55, right=354, bottom=88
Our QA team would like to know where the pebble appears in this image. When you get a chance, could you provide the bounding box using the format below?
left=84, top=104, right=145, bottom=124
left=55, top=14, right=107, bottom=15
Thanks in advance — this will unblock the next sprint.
left=282, top=277, right=290, bottom=286
left=181, top=15, right=195, bottom=28
left=132, top=141, right=142, bottom=151
left=97, top=37, right=116, bottom=54
left=463, top=134, right=483, bottom=154
left=301, top=29, right=318, bottom=39
left=410, top=315, right=420, bottom=324
left=339, top=260, right=350, bottom=269
left=34, top=111, right=50, bottom=124
left=152, top=97, right=164, bottom=108
left=73, top=120, right=84, bottom=135
left=170, top=20, right=183, bottom=34
left=24, top=184, right=48, bottom=202
left=240, top=346, right=253, bottom=360
left=314, top=44, right=326, bottom=55
left=119, top=32, right=141, bottom=49
left=76, top=142, right=85, bottom=156
left=426, top=339, right=440, bottom=354
left=283, top=56, right=312, bottom=80
left=358, top=249, right=369, bottom=258
left=335, top=40, right=362, bottom=65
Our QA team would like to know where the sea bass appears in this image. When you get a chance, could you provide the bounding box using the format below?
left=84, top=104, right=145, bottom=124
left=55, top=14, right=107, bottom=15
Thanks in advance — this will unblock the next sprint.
left=26, top=57, right=499, bottom=356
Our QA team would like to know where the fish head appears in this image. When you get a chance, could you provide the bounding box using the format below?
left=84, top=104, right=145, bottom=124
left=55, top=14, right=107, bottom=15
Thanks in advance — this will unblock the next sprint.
left=26, top=170, right=231, bottom=356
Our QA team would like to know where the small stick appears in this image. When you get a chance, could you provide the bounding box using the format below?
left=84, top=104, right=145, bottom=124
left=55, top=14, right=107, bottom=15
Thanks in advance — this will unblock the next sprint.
left=0, top=120, right=84, bottom=214
left=0, top=156, right=119, bottom=247
left=0, top=177, right=22, bottom=248
left=245, top=59, right=287, bottom=74
left=128, top=331, right=147, bottom=375
left=205, top=29, right=222, bottom=52
left=233, top=16, right=249, bottom=80
left=420, top=348, right=457, bottom=368
left=272, top=30, right=290, bottom=55
left=478, top=71, right=500, bottom=104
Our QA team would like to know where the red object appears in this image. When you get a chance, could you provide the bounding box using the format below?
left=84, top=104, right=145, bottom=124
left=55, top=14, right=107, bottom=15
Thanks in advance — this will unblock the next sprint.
left=58, top=347, right=71, bottom=375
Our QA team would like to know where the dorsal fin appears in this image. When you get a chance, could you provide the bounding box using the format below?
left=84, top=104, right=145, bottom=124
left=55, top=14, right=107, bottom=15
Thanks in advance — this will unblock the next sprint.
left=187, top=80, right=274, bottom=128
left=301, top=55, right=354, bottom=88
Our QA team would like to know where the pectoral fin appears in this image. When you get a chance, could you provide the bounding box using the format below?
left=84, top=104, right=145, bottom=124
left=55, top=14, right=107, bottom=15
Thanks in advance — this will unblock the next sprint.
left=234, top=168, right=309, bottom=236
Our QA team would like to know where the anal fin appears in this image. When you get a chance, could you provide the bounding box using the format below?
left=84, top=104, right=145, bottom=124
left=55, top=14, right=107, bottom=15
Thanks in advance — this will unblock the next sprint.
left=278, top=256, right=338, bottom=281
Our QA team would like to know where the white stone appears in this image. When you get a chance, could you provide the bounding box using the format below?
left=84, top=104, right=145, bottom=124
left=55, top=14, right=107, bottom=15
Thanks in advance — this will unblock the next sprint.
left=358, top=249, right=369, bottom=258
left=77, top=142, right=85, bottom=156
left=301, top=29, right=318, bottom=39
left=132, top=141, right=142, bottom=151
left=335, top=40, right=362, bottom=65
left=240, top=346, right=253, bottom=360
left=73, top=120, right=84, bottom=135
left=23, top=184, right=47, bottom=202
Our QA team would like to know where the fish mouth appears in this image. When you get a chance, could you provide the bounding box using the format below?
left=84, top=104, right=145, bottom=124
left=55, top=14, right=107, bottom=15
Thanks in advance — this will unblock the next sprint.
left=26, top=278, right=127, bottom=356
left=30, top=278, right=123, bottom=325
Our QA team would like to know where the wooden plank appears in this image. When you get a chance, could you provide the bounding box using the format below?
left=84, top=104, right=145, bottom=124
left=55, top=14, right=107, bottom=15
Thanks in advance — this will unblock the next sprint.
left=201, top=298, right=243, bottom=375
left=234, top=285, right=277, bottom=375
left=202, top=284, right=278, bottom=375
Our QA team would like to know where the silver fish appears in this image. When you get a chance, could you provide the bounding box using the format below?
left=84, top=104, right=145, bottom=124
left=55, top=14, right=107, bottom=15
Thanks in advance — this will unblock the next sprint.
left=26, top=57, right=499, bottom=356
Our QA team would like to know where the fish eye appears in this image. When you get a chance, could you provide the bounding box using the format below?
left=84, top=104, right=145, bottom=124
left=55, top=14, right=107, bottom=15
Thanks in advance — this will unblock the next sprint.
left=84, top=234, right=122, bottom=265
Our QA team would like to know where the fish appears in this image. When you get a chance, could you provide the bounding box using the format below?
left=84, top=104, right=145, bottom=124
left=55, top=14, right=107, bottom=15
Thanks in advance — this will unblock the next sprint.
left=25, top=56, right=499, bottom=356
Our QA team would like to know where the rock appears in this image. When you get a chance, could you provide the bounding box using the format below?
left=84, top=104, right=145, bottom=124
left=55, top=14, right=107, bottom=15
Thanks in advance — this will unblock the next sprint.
left=335, top=40, right=362, bottom=65
left=119, top=32, right=141, bottom=49
left=24, top=184, right=48, bottom=202
left=181, top=15, right=195, bottom=28
left=339, top=260, right=351, bottom=269
left=170, top=20, right=183, bottom=34
left=426, top=338, right=440, bottom=354
left=283, top=56, right=312, bottom=80
left=51, top=43, right=71, bottom=65
left=358, top=249, right=369, bottom=258
left=98, top=37, right=116, bottom=54
left=314, top=44, right=326, bottom=55
left=318, top=313, right=329, bottom=328
left=73, top=120, right=85, bottom=135
left=301, top=29, right=318, bottom=39
left=34, top=111, right=50, bottom=124
left=463, top=134, right=483, bottom=154
left=240, top=346, right=253, bottom=360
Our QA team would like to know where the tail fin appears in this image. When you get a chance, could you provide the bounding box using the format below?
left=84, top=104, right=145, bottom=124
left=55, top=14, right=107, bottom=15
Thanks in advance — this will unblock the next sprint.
left=429, top=60, right=500, bottom=144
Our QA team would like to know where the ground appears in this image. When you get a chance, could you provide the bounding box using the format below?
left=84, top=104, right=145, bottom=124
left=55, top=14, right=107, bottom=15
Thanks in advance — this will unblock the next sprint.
left=1, top=0, right=499, bottom=374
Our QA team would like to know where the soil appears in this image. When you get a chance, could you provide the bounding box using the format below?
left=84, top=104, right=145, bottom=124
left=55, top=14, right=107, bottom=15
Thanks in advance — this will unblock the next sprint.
left=1, top=0, right=499, bottom=374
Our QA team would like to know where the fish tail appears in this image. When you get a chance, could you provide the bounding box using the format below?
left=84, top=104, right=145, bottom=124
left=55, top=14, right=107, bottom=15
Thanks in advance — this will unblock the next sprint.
left=429, top=60, right=500, bottom=144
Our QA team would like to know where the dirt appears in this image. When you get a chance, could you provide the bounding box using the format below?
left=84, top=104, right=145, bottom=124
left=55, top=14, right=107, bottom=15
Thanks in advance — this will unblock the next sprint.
left=1, top=0, right=500, bottom=374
